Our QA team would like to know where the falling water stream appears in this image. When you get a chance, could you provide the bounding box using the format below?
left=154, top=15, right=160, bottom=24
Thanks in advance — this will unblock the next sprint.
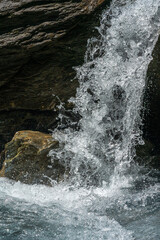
left=0, top=0, right=160, bottom=239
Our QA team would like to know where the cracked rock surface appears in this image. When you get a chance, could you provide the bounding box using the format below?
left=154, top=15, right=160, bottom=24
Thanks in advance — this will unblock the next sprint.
left=0, top=0, right=109, bottom=152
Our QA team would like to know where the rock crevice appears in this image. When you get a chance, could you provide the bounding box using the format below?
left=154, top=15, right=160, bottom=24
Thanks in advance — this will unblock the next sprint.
left=0, top=0, right=109, bottom=151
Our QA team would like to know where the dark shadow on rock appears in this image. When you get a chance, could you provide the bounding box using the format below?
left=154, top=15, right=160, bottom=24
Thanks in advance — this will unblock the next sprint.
left=0, top=0, right=112, bottom=162
left=143, top=36, right=160, bottom=155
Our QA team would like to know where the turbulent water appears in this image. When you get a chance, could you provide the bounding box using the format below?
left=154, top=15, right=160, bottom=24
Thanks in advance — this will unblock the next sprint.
left=0, top=0, right=160, bottom=239
left=51, top=0, right=160, bottom=187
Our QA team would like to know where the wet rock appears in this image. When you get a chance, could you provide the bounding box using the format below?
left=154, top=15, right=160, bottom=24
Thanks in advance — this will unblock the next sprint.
left=136, top=140, right=160, bottom=169
left=0, top=0, right=110, bottom=151
left=0, top=0, right=108, bottom=111
left=139, top=35, right=160, bottom=169
left=0, top=130, right=67, bottom=185
left=0, top=109, right=58, bottom=154
left=143, top=35, right=160, bottom=157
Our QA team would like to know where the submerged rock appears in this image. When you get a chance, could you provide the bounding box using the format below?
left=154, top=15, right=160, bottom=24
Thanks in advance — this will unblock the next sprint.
left=0, top=130, right=67, bottom=185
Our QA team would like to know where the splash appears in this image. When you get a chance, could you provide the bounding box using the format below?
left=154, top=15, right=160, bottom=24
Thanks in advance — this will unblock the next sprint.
left=0, top=1, right=160, bottom=239
left=50, top=0, right=160, bottom=187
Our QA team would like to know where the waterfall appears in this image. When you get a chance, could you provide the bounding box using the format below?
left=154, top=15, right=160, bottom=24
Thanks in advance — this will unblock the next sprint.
left=0, top=1, right=160, bottom=239
left=50, top=0, right=160, bottom=187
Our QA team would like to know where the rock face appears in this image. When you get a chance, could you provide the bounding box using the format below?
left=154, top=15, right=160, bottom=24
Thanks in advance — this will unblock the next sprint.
left=143, top=36, right=160, bottom=153
left=136, top=140, right=160, bottom=169
left=0, top=130, right=66, bottom=185
left=0, top=0, right=107, bottom=110
left=0, top=0, right=110, bottom=153
left=140, top=35, right=160, bottom=169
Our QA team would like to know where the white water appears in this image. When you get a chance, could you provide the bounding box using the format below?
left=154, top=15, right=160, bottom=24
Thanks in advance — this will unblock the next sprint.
left=0, top=174, right=160, bottom=239
left=0, top=0, right=160, bottom=239
left=50, top=0, right=160, bottom=187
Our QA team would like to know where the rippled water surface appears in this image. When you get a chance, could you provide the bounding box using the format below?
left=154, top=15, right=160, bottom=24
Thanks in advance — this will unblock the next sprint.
left=0, top=171, right=160, bottom=240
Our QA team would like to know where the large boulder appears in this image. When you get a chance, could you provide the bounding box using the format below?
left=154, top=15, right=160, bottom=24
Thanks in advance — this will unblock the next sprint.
left=0, top=0, right=110, bottom=152
left=0, top=0, right=106, bottom=110
left=0, top=130, right=66, bottom=185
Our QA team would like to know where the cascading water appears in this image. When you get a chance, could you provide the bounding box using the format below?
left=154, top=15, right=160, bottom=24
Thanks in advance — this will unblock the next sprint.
left=0, top=0, right=160, bottom=240
left=50, top=0, right=160, bottom=187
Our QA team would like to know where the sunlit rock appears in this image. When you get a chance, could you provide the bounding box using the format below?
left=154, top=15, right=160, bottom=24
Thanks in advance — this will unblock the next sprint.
left=0, top=130, right=67, bottom=185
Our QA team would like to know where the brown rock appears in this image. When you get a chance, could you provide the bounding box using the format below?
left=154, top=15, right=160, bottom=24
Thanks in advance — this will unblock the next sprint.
left=0, top=130, right=67, bottom=185
left=0, top=0, right=105, bottom=110
left=0, top=0, right=110, bottom=153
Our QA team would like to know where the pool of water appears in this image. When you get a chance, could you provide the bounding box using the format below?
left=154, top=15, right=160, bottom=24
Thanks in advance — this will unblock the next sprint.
left=0, top=167, right=159, bottom=240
